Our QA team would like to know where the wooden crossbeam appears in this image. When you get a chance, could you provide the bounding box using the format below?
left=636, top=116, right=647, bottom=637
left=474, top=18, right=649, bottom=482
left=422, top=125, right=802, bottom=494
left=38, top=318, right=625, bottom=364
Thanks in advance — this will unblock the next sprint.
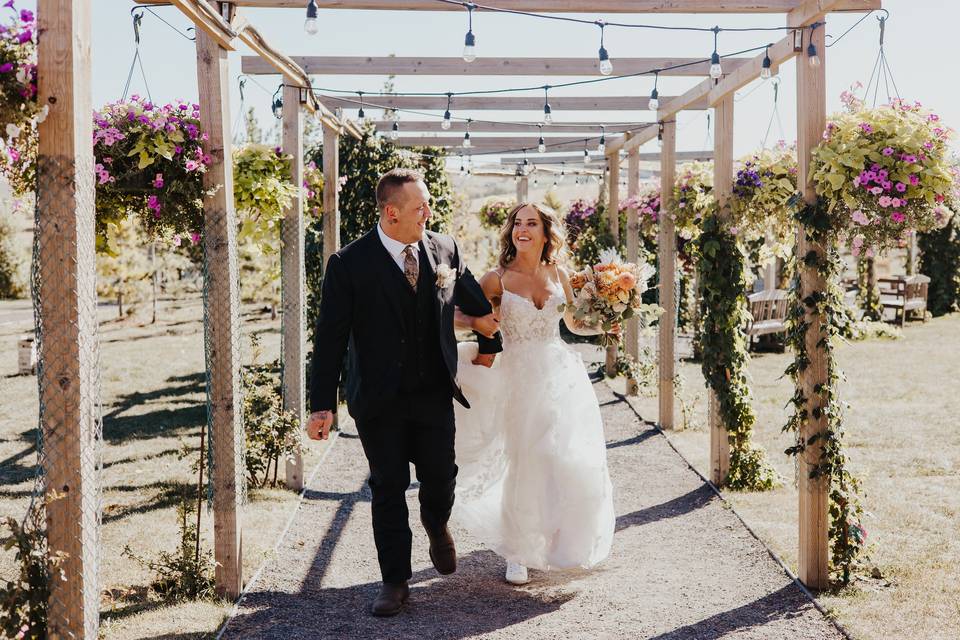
left=392, top=135, right=604, bottom=149
left=241, top=55, right=751, bottom=77
left=372, top=121, right=643, bottom=134
left=608, top=124, right=661, bottom=155
left=164, top=0, right=237, bottom=50
left=499, top=150, right=712, bottom=163
left=320, top=95, right=703, bottom=111
left=189, top=0, right=879, bottom=11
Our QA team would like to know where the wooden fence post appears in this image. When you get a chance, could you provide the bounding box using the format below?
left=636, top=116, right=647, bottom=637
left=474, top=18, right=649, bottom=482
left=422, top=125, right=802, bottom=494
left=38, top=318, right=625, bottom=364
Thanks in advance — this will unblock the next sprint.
left=37, top=1, right=100, bottom=636
left=281, top=84, right=305, bottom=491
left=605, top=156, right=621, bottom=376
left=322, top=123, right=340, bottom=263
left=796, top=21, right=830, bottom=591
left=196, top=3, right=243, bottom=599
left=709, top=95, right=734, bottom=486
left=658, top=121, right=677, bottom=430
left=625, top=148, right=640, bottom=395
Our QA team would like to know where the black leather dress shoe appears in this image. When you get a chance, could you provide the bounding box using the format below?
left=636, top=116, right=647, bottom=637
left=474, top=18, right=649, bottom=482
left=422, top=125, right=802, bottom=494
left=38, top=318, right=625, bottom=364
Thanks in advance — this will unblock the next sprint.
left=421, top=513, right=457, bottom=575
left=371, top=581, right=409, bottom=617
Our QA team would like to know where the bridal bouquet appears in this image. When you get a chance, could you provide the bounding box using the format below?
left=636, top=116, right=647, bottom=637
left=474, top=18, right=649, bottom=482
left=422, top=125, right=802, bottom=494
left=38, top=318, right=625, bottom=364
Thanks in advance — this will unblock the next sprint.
left=560, top=249, right=658, bottom=347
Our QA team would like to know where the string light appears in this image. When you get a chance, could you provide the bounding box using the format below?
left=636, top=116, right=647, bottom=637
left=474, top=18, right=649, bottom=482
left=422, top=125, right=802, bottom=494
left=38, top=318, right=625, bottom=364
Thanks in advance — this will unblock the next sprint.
left=597, top=20, right=613, bottom=76
left=807, top=23, right=821, bottom=68
left=648, top=71, right=660, bottom=110
left=710, top=26, right=723, bottom=79
left=390, top=121, right=400, bottom=140
left=597, top=125, right=606, bottom=154
left=657, top=122, right=664, bottom=148
left=559, top=161, right=565, bottom=182
left=583, top=142, right=591, bottom=164
left=760, top=45, right=772, bottom=79
left=462, top=3, right=476, bottom=62
left=463, top=119, right=472, bottom=147
left=537, top=124, right=546, bottom=153
left=442, top=93, right=452, bottom=129
left=271, top=85, right=283, bottom=119
left=304, top=0, right=319, bottom=35
left=543, top=86, right=553, bottom=125
left=356, top=91, right=365, bottom=119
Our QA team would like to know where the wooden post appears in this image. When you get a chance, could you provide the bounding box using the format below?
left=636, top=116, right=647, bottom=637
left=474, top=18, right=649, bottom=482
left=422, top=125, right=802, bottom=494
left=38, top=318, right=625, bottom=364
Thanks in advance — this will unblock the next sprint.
left=605, top=157, right=621, bottom=376
left=281, top=84, right=305, bottom=491
left=764, top=233, right=778, bottom=291
left=37, top=1, right=100, bottom=636
left=196, top=5, right=243, bottom=599
left=796, top=21, right=830, bottom=591
left=322, top=123, right=340, bottom=262
left=709, top=95, right=734, bottom=486
left=625, top=149, right=640, bottom=395
left=516, top=174, right=529, bottom=203
left=658, top=121, right=677, bottom=429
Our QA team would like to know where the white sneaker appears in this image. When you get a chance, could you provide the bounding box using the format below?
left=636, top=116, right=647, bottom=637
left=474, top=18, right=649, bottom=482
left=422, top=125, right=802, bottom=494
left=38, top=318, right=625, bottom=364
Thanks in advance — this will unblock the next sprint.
left=505, top=562, right=529, bottom=585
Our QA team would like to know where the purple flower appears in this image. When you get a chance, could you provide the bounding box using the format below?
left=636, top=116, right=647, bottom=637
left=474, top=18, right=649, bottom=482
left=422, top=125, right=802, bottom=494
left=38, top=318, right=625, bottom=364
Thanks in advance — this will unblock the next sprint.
left=895, top=182, right=906, bottom=193
left=174, top=145, right=183, bottom=155
left=190, top=232, right=201, bottom=245
left=878, top=195, right=892, bottom=208
left=851, top=210, right=870, bottom=225
left=185, top=160, right=199, bottom=171
left=891, top=211, right=905, bottom=223
left=882, top=181, right=893, bottom=191
left=20, top=9, right=32, bottom=22
left=148, top=194, right=161, bottom=212
left=0, top=63, right=13, bottom=73
left=878, top=169, right=889, bottom=180
left=870, top=186, right=883, bottom=195
left=882, top=147, right=894, bottom=156
left=909, top=174, right=919, bottom=186
left=152, top=173, right=164, bottom=188
left=859, top=123, right=873, bottom=133
left=3, top=1, right=15, bottom=9
left=17, top=29, right=31, bottom=43
left=901, top=154, right=918, bottom=164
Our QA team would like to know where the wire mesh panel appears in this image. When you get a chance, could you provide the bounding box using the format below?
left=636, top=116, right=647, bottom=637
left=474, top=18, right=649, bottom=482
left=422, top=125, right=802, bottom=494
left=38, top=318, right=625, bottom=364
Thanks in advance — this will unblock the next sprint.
left=196, top=25, right=244, bottom=600
left=34, top=1, right=102, bottom=637
left=280, top=84, right=305, bottom=490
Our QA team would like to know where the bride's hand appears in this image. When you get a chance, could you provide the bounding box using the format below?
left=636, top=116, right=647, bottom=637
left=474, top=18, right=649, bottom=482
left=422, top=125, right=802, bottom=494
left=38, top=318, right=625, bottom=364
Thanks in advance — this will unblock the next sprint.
left=472, top=353, right=496, bottom=368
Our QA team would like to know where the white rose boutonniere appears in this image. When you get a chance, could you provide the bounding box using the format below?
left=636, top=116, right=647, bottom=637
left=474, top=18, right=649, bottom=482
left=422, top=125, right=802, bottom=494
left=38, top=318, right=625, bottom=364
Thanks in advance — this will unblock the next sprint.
left=435, top=263, right=456, bottom=289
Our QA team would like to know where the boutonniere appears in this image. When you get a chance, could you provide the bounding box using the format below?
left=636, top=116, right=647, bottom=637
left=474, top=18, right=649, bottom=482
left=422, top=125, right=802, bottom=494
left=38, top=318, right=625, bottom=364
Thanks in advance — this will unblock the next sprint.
left=435, top=263, right=456, bottom=289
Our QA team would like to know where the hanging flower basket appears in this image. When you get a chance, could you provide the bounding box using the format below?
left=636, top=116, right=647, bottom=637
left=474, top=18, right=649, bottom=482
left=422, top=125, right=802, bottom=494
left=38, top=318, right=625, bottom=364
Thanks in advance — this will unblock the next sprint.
left=233, top=143, right=299, bottom=254
left=812, top=98, right=958, bottom=254
left=731, top=142, right=799, bottom=259
left=303, top=159, right=323, bottom=218
left=672, top=160, right=714, bottom=239
left=477, top=199, right=513, bottom=231
left=93, top=95, right=213, bottom=254
left=0, top=3, right=43, bottom=197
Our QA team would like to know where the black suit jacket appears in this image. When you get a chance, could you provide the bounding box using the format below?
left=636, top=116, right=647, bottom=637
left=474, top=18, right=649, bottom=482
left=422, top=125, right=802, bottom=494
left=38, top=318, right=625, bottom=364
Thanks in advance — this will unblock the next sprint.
left=310, top=228, right=502, bottom=420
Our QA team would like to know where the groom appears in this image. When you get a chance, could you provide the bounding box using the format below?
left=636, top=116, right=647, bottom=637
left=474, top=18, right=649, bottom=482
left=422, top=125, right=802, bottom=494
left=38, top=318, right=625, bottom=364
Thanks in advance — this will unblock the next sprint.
left=307, top=168, right=502, bottom=616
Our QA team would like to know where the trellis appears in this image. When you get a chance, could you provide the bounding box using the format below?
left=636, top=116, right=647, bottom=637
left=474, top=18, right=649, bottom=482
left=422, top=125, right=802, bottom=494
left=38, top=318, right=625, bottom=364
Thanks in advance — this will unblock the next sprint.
left=38, top=0, right=880, bottom=636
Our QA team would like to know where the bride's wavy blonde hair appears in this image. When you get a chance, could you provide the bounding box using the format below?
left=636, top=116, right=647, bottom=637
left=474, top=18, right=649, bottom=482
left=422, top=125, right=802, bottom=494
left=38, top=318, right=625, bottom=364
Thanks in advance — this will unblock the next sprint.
left=498, top=202, right=567, bottom=269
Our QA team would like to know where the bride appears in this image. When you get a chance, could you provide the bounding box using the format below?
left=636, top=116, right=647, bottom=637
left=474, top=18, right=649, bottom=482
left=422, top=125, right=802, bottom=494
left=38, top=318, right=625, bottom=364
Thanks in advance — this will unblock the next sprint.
left=452, top=202, right=615, bottom=586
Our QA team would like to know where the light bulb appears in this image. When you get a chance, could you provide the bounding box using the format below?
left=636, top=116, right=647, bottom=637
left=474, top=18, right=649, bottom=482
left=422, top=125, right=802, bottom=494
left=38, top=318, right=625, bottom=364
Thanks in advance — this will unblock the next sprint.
left=598, top=47, right=613, bottom=76
left=808, top=47, right=821, bottom=68
left=598, top=139, right=606, bottom=154
left=709, top=52, right=722, bottom=79
left=538, top=137, right=546, bottom=153
left=390, top=122, right=399, bottom=140
left=543, top=104, right=553, bottom=125
left=304, top=0, right=319, bottom=35
left=583, top=149, right=591, bottom=164
left=657, top=134, right=663, bottom=149
left=761, top=53, right=772, bottom=79
left=649, top=87, right=659, bottom=111
left=442, top=111, right=451, bottom=130
left=463, top=31, right=476, bottom=63
left=357, top=107, right=365, bottom=119
left=463, top=132, right=471, bottom=148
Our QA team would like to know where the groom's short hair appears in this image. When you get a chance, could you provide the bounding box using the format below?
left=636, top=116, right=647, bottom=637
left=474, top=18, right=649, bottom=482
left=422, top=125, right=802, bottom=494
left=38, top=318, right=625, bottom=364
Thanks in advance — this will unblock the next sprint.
left=376, top=168, right=424, bottom=212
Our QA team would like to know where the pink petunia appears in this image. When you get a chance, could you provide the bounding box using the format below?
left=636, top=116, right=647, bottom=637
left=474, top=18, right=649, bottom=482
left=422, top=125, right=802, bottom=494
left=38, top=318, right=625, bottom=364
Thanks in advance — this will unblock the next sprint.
left=878, top=195, right=892, bottom=208
left=890, top=211, right=905, bottom=223
left=882, top=147, right=894, bottom=156
left=152, top=173, right=164, bottom=188
left=851, top=209, right=870, bottom=225
left=891, top=198, right=902, bottom=208
left=870, top=186, right=883, bottom=196
left=185, top=160, right=199, bottom=171
left=190, top=232, right=201, bottom=245
left=895, top=182, right=907, bottom=193
left=909, top=174, right=919, bottom=186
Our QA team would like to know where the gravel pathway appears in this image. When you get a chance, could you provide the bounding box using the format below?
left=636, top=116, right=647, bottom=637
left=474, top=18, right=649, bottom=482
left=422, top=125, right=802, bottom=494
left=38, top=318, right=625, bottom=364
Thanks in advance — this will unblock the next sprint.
left=221, top=377, right=843, bottom=640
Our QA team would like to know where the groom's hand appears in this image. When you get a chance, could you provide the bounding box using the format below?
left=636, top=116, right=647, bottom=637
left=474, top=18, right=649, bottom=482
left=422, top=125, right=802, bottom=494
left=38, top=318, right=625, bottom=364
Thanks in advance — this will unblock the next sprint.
left=472, top=353, right=496, bottom=368
left=306, top=410, right=334, bottom=441
left=471, top=312, right=500, bottom=339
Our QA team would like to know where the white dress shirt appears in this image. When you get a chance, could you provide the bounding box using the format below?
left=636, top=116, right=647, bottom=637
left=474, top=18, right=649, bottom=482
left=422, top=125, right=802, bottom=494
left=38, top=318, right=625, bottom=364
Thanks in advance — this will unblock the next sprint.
left=377, top=223, right=420, bottom=273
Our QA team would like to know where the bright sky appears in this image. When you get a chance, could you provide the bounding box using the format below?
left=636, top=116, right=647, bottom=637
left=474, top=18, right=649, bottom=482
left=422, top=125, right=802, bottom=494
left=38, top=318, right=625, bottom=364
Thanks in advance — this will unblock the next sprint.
left=40, top=2, right=960, bottom=160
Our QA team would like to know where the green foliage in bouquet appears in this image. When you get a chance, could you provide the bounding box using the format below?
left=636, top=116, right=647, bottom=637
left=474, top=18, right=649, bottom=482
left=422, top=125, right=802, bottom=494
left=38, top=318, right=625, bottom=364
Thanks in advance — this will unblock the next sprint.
left=478, top=199, right=513, bottom=231
left=0, top=4, right=41, bottom=197
left=233, top=143, right=299, bottom=254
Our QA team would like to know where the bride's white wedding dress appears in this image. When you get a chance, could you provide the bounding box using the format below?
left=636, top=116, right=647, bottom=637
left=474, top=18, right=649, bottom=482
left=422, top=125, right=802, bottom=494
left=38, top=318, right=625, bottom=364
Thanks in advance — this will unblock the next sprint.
left=453, top=286, right=615, bottom=571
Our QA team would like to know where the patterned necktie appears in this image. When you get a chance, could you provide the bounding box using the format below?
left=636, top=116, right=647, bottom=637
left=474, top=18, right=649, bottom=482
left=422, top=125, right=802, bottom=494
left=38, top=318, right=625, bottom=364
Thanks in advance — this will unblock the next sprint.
left=403, top=245, right=418, bottom=292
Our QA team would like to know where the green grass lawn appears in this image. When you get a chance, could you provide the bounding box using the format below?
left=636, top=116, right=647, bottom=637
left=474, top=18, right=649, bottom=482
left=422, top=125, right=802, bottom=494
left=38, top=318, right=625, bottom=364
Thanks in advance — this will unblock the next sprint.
left=0, top=295, right=327, bottom=639
left=622, top=313, right=960, bottom=639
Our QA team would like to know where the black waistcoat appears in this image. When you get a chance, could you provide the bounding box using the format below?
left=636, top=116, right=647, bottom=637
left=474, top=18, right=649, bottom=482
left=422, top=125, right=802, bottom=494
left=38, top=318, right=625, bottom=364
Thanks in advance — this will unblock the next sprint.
left=397, top=247, right=449, bottom=395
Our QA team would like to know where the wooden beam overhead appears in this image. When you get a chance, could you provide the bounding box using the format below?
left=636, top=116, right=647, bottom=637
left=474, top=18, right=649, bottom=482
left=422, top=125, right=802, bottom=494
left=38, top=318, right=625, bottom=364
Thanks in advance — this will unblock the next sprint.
left=371, top=120, right=645, bottom=134
left=173, top=0, right=879, bottom=12
left=391, top=138, right=610, bottom=154
left=241, top=55, right=752, bottom=77
left=391, top=135, right=603, bottom=148
left=499, top=150, right=712, bottom=163
left=320, top=95, right=703, bottom=111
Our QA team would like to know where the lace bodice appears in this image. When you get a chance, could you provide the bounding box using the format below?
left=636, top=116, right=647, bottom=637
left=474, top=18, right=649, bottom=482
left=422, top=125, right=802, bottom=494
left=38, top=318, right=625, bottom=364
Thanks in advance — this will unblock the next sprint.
left=499, top=289, right=565, bottom=345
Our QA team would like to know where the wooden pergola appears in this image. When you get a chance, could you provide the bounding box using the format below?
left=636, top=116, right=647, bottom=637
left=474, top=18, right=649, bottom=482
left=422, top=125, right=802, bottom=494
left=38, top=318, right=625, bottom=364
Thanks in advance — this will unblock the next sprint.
left=39, top=0, right=878, bottom=637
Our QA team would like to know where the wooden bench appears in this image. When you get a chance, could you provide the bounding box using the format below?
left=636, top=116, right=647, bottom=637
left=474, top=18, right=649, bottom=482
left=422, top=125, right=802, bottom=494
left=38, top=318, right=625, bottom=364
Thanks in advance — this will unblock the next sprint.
left=746, top=289, right=789, bottom=348
left=879, top=275, right=930, bottom=326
